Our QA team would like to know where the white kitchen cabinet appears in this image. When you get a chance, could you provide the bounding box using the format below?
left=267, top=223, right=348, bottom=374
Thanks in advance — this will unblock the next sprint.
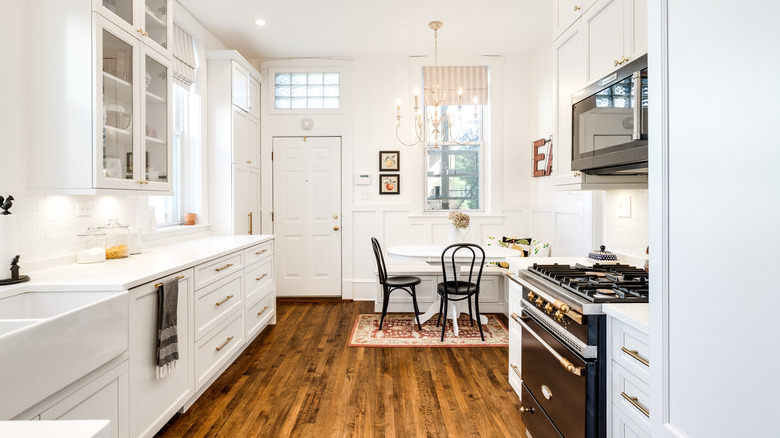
left=583, top=0, right=648, bottom=83
left=96, top=0, right=171, bottom=56
left=243, top=240, right=276, bottom=340
left=28, top=2, right=172, bottom=194
left=128, top=271, right=193, bottom=438
left=207, top=51, right=264, bottom=236
left=40, top=360, right=129, bottom=438
left=554, top=0, right=597, bottom=39
left=506, top=273, right=524, bottom=399
left=607, top=316, right=650, bottom=438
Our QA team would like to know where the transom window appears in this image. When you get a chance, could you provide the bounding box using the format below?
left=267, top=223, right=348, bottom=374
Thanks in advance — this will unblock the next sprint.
left=274, top=72, right=340, bottom=109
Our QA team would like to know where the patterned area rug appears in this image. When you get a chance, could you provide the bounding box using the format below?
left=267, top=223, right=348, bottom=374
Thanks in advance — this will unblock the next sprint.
left=349, top=313, right=509, bottom=347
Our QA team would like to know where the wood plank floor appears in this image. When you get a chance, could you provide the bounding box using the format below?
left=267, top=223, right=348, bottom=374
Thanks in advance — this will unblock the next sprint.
left=155, top=299, right=527, bottom=437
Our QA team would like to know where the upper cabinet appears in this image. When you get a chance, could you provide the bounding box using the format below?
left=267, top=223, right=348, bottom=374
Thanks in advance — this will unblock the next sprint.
left=27, top=0, right=173, bottom=194
left=554, top=0, right=597, bottom=39
left=97, top=0, right=171, bottom=56
left=583, top=0, right=648, bottom=83
left=552, top=0, right=648, bottom=190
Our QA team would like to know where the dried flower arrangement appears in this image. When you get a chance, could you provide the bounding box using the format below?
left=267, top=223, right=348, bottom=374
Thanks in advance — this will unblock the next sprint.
left=448, top=210, right=470, bottom=229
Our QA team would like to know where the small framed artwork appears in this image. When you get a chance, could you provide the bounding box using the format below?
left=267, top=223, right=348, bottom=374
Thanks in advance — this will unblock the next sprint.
left=379, top=174, right=400, bottom=195
left=379, top=151, right=399, bottom=171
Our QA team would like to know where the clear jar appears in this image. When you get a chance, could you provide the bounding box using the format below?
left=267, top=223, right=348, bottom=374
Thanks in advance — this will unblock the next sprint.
left=98, top=218, right=129, bottom=259
left=77, top=229, right=106, bottom=264
left=128, top=226, right=142, bottom=255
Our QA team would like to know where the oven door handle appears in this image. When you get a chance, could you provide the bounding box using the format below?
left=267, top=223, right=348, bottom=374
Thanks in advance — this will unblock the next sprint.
left=511, top=313, right=585, bottom=377
left=632, top=70, right=642, bottom=140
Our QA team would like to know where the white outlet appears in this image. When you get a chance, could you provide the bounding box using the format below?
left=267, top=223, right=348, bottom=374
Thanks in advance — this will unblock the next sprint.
left=359, top=190, right=370, bottom=200
left=616, top=196, right=631, bottom=218
left=77, top=203, right=94, bottom=217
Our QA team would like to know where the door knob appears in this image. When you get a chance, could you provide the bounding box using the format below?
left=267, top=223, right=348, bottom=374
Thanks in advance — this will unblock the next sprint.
left=333, top=226, right=340, bottom=231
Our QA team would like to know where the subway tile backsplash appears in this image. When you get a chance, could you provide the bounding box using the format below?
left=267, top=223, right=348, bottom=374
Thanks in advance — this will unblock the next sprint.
left=604, top=189, right=649, bottom=259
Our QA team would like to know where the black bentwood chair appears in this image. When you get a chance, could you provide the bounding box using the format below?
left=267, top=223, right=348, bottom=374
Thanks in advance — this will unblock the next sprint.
left=371, top=238, right=423, bottom=330
left=436, top=243, right=486, bottom=342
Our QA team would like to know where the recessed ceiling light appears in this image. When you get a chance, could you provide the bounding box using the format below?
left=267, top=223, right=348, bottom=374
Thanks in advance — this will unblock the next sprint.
left=254, top=19, right=266, bottom=26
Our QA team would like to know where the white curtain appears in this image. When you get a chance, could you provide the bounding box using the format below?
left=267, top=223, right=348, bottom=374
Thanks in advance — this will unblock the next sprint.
left=172, top=24, right=196, bottom=90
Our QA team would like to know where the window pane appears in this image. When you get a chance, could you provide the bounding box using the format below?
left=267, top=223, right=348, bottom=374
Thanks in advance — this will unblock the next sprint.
left=323, top=98, right=339, bottom=109
left=275, top=98, right=291, bottom=109
left=307, top=98, right=323, bottom=109
left=291, top=73, right=307, bottom=84
left=323, top=73, right=339, bottom=84
left=323, top=85, right=339, bottom=97
left=426, top=144, right=481, bottom=211
left=307, top=85, right=323, bottom=97
left=291, top=85, right=306, bottom=97
left=307, top=73, right=323, bottom=84
left=273, top=71, right=340, bottom=110
left=275, top=73, right=290, bottom=84
left=291, top=98, right=307, bottom=109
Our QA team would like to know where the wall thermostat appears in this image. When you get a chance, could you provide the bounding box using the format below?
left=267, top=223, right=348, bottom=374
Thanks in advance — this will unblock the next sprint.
left=301, top=118, right=314, bottom=130
left=355, top=174, right=371, bottom=185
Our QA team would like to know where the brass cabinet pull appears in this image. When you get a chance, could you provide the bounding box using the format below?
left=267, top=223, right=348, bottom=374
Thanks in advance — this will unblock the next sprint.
left=519, top=406, right=535, bottom=414
left=246, top=160, right=252, bottom=164
left=574, top=5, right=581, bottom=11
left=215, top=336, right=234, bottom=352
left=248, top=212, right=253, bottom=235
left=621, top=392, right=650, bottom=418
left=136, top=27, right=144, bottom=34
left=257, top=306, right=270, bottom=316
left=215, top=263, right=233, bottom=272
left=621, top=347, right=650, bottom=367
left=215, top=295, right=234, bottom=306
left=510, top=364, right=521, bottom=379
left=255, top=249, right=268, bottom=255
left=256, top=273, right=268, bottom=281
left=154, top=275, right=185, bottom=288
left=511, top=313, right=585, bottom=377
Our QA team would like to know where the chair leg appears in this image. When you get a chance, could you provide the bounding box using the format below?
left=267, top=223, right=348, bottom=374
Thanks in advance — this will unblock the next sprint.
left=468, top=296, right=474, bottom=326
left=436, top=297, right=444, bottom=327
left=379, top=289, right=391, bottom=330
left=410, top=286, right=422, bottom=331
left=440, top=295, right=448, bottom=342
left=474, top=296, right=484, bottom=341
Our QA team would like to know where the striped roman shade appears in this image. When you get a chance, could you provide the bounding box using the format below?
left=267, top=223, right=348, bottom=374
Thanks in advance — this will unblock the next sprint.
left=422, top=66, right=489, bottom=106
left=172, top=24, right=196, bottom=90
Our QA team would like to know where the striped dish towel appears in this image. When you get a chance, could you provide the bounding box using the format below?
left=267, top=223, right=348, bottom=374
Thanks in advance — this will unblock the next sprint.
left=156, top=278, right=179, bottom=379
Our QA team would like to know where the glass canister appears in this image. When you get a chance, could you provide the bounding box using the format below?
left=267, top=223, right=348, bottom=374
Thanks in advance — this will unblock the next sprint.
left=99, top=218, right=130, bottom=259
left=128, top=226, right=142, bottom=255
left=76, top=228, right=106, bottom=264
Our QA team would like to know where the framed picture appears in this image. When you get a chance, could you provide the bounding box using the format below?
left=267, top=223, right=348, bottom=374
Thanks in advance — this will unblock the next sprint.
left=379, top=174, right=400, bottom=195
left=379, top=151, right=399, bottom=171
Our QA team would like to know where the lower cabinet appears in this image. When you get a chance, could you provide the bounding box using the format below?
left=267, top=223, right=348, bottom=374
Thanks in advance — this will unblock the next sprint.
left=129, top=271, right=194, bottom=438
left=607, top=316, right=651, bottom=437
left=245, top=286, right=275, bottom=339
left=194, top=311, right=245, bottom=390
left=507, top=273, right=524, bottom=399
left=40, top=360, right=129, bottom=438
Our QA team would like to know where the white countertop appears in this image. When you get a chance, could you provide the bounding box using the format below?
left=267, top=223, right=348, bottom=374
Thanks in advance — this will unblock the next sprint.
left=506, top=255, right=649, bottom=330
left=0, top=420, right=110, bottom=438
left=0, top=235, right=273, bottom=299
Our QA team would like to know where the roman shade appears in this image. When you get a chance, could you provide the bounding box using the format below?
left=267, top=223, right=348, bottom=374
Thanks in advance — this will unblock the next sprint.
left=172, top=24, right=196, bottom=90
left=422, top=66, right=489, bottom=106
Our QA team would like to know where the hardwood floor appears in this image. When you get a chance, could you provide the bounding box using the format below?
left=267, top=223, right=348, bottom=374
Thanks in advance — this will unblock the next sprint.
left=156, top=299, right=527, bottom=437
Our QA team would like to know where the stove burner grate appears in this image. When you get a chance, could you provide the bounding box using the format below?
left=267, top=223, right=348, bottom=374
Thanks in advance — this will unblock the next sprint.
left=528, top=263, right=649, bottom=303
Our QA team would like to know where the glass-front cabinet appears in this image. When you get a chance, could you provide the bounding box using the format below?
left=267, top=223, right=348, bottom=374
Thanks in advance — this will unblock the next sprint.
left=97, top=15, right=171, bottom=191
left=98, top=0, right=171, bottom=55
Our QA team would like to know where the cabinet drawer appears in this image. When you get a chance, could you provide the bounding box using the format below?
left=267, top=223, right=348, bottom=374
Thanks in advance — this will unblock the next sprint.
left=195, top=312, right=244, bottom=390
left=611, top=402, right=651, bottom=438
left=194, top=271, right=243, bottom=341
left=244, top=241, right=273, bottom=267
left=245, top=257, right=273, bottom=303
left=245, top=290, right=275, bottom=340
left=610, top=319, right=650, bottom=381
left=611, top=362, right=650, bottom=428
left=194, top=251, right=243, bottom=290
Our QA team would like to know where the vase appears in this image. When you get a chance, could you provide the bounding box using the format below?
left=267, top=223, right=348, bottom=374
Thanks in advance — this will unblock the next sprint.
left=446, top=224, right=468, bottom=245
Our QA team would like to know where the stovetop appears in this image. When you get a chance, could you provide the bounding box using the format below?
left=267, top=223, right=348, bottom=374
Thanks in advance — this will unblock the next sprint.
left=527, top=263, right=649, bottom=304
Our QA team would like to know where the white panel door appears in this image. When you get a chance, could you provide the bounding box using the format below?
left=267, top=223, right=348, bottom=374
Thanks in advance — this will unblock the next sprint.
left=273, top=137, right=341, bottom=296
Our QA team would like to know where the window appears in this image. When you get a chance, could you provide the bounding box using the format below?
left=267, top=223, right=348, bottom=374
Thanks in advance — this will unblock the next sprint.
left=422, top=66, right=488, bottom=212
left=274, top=72, right=340, bottom=109
left=426, top=105, right=483, bottom=210
left=149, top=84, right=186, bottom=225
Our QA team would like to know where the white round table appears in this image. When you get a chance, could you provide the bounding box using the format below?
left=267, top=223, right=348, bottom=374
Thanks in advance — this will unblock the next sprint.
left=386, top=244, right=518, bottom=337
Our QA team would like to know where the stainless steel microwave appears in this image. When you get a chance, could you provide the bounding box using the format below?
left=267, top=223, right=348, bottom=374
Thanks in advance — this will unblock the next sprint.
left=571, top=54, right=648, bottom=175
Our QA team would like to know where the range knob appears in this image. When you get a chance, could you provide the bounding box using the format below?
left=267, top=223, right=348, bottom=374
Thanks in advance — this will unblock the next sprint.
left=544, top=303, right=553, bottom=313
left=554, top=310, right=564, bottom=321
left=527, top=291, right=536, bottom=301
left=535, top=297, right=544, bottom=306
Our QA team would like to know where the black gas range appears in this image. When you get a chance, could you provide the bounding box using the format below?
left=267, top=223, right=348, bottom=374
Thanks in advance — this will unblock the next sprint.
left=509, top=262, right=649, bottom=438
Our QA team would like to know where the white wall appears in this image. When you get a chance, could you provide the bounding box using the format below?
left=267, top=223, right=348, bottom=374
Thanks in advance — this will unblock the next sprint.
left=603, top=189, right=648, bottom=258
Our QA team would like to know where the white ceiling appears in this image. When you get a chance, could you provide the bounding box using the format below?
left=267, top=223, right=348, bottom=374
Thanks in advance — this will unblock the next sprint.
left=177, top=0, right=552, bottom=60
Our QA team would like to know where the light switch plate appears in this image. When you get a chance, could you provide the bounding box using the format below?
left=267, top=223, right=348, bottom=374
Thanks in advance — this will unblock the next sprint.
left=359, top=190, right=370, bottom=200
left=617, top=195, right=631, bottom=218
left=77, top=203, right=94, bottom=217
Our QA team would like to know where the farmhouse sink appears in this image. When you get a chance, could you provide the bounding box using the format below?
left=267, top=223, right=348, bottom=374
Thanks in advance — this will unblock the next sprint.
left=0, top=290, right=129, bottom=420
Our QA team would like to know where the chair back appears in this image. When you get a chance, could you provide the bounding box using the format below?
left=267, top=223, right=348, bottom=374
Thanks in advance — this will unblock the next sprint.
left=371, top=237, right=388, bottom=285
left=440, top=243, right=486, bottom=293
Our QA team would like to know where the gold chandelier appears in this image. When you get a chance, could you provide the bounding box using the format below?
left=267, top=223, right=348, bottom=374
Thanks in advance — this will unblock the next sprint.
left=395, top=21, right=479, bottom=147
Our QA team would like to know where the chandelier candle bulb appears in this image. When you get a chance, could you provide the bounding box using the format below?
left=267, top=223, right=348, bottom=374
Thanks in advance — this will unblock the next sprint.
left=458, top=87, right=463, bottom=106
left=396, top=99, right=401, bottom=118
left=414, top=88, right=419, bottom=108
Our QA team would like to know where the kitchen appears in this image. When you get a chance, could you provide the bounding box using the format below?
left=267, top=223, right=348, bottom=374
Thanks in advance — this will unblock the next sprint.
left=0, top=1, right=778, bottom=437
